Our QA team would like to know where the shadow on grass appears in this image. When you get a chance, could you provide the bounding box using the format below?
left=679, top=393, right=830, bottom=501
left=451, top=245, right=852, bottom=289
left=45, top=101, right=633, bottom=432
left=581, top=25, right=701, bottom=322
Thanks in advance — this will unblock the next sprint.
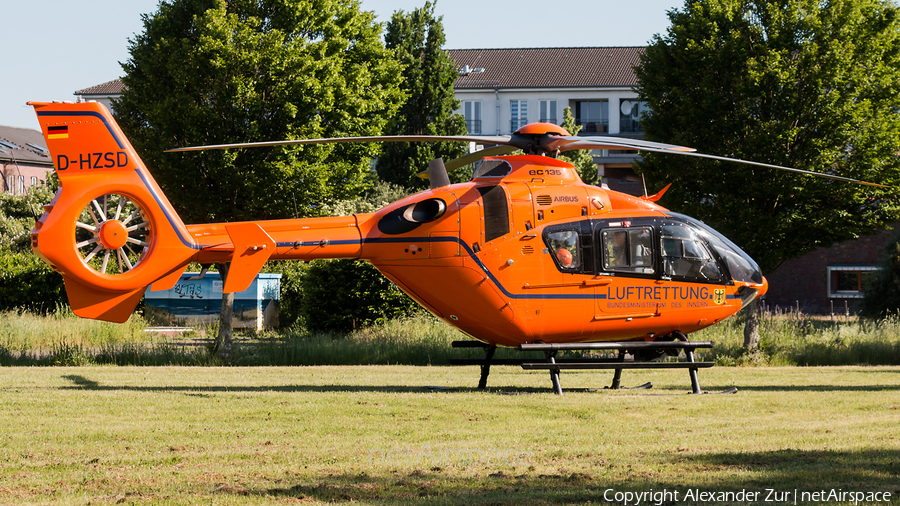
left=53, top=374, right=606, bottom=395
left=54, top=373, right=897, bottom=395
left=60, top=374, right=99, bottom=388
left=222, top=449, right=900, bottom=505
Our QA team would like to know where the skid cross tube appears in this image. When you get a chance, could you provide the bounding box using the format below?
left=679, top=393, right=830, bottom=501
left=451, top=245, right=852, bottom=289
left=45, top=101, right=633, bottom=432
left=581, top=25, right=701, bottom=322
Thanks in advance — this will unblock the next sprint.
left=450, top=340, right=717, bottom=395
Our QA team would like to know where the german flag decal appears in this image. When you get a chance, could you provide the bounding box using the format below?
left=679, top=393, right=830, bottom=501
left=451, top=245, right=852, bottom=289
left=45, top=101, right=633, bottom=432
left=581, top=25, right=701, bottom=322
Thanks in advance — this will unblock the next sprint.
left=47, top=125, right=69, bottom=140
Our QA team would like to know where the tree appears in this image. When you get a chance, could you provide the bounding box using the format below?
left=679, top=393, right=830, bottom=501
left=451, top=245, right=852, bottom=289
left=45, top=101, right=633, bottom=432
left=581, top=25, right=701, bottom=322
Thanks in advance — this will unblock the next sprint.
left=115, top=0, right=404, bottom=357
left=558, top=106, right=598, bottom=185
left=0, top=183, right=66, bottom=313
left=860, top=231, right=900, bottom=318
left=635, top=0, right=900, bottom=351
left=375, top=1, right=468, bottom=189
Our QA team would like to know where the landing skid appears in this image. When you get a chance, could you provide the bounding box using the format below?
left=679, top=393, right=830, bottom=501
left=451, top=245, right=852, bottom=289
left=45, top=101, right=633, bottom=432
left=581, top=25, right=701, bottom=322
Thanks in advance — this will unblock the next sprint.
left=450, top=340, right=733, bottom=395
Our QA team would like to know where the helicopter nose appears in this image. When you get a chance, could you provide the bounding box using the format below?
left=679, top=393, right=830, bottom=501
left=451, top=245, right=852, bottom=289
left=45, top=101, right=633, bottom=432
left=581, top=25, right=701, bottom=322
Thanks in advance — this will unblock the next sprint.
left=758, top=276, right=769, bottom=298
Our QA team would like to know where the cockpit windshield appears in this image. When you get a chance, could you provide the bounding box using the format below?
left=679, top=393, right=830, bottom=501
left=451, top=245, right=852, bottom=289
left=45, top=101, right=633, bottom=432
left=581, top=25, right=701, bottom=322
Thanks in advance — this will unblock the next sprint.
left=667, top=213, right=763, bottom=284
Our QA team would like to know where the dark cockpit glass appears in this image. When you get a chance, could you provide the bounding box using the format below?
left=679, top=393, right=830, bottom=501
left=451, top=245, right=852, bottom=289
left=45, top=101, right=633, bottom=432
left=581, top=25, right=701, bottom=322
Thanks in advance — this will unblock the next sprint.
left=667, top=213, right=763, bottom=284
left=660, top=223, right=723, bottom=282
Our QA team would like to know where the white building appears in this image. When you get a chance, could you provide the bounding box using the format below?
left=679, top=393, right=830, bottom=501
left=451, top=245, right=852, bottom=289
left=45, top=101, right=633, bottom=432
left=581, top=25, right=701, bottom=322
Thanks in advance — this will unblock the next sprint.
left=447, top=47, right=646, bottom=189
left=75, top=47, right=647, bottom=188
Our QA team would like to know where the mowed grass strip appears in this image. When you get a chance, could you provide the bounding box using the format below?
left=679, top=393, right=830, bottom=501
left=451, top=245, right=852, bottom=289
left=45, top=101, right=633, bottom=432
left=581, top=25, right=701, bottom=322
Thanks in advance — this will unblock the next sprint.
left=0, top=366, right=898, bottom=505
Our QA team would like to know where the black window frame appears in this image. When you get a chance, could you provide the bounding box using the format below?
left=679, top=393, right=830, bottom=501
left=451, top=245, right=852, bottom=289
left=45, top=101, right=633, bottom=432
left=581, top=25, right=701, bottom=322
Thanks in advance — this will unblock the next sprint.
left=599, top=225, right=656, bottom=275
left=542, top=221, right=595, bottom=274
left=541, top=217, right=736, bottom=285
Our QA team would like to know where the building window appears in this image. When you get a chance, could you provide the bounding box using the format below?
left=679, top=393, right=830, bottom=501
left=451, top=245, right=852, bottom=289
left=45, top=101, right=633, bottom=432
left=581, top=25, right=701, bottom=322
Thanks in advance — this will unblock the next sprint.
left=575, top=100, right=608, bottom=134
left=540, top=100, right=557, bottom=124
left=828, top=266, right=880, bottom=298
left=463, top=101, right=482, bottom=134
left=17, top=176, right=24, bottom=195
left=6, top=175, right=14, bottom=194
left=30, top=176, right=38, bottom=190
left=619, top=99, right=648, bottom=134
left=510, top=100, right=528, bottom=132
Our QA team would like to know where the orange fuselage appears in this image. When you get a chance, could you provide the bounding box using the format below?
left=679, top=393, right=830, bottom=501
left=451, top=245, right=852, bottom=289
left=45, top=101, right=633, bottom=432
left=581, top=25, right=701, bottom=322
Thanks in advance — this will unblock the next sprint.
left=181, top=156, right=766, bottom=347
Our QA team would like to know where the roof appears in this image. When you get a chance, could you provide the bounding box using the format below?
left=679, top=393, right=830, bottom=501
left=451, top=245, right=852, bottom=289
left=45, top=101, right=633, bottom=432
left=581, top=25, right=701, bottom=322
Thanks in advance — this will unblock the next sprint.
left=73, top=46, right=646, bottom=97
left=74, top=78, right=126, bottom=96
left=447, top=47, right=644, bottom=89
left=0, top=125, right=52, bottom=166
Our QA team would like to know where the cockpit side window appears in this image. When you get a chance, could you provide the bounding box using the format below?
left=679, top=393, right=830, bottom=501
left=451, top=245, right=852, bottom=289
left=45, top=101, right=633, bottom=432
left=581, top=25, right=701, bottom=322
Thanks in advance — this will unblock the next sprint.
left=601, top=227, right=655, bottom=274
left=660, top=224, right=723, bottom=282
left=546, top=230, right=581, bottom=271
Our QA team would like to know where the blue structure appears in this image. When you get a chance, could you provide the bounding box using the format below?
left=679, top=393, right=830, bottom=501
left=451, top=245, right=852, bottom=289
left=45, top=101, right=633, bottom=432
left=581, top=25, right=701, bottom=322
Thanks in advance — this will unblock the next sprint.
left=144, top=272, right=281, bottom=330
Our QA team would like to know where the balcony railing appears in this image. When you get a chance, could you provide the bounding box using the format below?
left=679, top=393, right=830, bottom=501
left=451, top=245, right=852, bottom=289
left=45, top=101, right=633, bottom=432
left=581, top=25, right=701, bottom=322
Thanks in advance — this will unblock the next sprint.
left=466, top=119, right=482, bottom=135
left=576, top=119, right=609, bottom=135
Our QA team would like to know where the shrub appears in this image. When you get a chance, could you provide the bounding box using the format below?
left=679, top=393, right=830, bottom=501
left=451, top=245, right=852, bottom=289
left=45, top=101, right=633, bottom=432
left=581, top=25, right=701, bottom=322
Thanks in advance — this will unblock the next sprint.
left=860, top=230, right=900, bottom=319
left=0, top=249, right=66, bottom=313
left=300, top=259, right=420, bottom=332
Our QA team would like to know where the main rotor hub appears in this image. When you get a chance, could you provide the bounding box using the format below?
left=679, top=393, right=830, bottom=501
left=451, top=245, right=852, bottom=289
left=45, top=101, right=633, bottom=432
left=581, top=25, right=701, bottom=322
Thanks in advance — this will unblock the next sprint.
left=510, top=123, right=572, bottom=156
left=513, top=122, right=571, bottom=137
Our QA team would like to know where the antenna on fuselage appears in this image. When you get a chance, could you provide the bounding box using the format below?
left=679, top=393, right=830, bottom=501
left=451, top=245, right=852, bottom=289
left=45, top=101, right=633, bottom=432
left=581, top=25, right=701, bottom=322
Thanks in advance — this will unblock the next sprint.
left=417, top=158, right=451, bottom=190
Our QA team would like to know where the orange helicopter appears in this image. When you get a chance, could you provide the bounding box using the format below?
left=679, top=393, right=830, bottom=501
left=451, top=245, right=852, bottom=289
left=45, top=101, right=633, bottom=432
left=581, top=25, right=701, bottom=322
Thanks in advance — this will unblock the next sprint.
left=27, top=101, right=885, bottom=351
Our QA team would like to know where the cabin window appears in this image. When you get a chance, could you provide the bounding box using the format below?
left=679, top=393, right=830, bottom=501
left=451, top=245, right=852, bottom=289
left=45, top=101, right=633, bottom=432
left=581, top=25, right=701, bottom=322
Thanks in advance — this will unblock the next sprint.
left=474, top=159, right=512, bottom=178
left=601, top=227, right=654, bottom=274
left=660, top=224, right=723, bottom=282
left=477, top=185, right=509, bottom=242
left=546, top=230, right=581, bottom=271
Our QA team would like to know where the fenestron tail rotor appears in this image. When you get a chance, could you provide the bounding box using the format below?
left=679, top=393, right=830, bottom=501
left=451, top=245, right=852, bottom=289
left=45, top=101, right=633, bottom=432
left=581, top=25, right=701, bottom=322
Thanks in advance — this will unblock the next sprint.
left=75, top=194, right=151, bottom=276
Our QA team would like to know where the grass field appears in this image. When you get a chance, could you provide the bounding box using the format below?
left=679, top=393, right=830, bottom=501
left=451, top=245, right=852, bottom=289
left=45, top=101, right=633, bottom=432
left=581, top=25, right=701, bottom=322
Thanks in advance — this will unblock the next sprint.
left=3, top=310, right=900, bottom=367
left=1, top=366, right=898, bottom=505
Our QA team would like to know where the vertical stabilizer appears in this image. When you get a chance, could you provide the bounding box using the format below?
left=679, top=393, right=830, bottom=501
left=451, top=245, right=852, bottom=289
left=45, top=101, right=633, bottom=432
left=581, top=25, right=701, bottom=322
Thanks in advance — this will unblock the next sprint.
left=29, top=101, right=198, bottom=322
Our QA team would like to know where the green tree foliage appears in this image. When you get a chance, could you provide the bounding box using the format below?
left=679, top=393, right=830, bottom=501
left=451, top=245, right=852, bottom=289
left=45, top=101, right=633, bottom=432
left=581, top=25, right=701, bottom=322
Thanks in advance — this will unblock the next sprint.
left=375, top=1, right=468, bottom=189
left=114, top=0, right=404, bottom=349
left=635, top=0, right=900, bottom=275
left=0, top=185, right=65, bottom=312
left=115, top=0, right=404, bottom=224
left=558, top=106, right=598, bottom=185
left=861, top=232, right=900, bottom=318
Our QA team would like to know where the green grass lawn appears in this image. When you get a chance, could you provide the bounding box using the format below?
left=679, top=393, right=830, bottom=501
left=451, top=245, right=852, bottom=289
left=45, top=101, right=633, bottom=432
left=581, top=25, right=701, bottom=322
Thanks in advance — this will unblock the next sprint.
left=1, top=366, right=898, bottom=505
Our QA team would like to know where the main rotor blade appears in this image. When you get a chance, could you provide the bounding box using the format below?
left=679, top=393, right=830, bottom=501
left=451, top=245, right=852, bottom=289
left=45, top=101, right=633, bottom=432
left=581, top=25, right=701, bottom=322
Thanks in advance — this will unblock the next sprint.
left=554, top=136, right=696, bottom=153
left=165, top=134, right=512, bottom=153
left=563, top=140, right=889, bottom=188
left=445, top=145, right=518, bottom=171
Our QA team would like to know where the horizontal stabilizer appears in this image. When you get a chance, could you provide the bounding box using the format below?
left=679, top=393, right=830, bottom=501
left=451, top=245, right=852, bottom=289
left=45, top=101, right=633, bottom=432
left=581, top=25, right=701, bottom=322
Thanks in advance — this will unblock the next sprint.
left=223, top=222, right=275, bottom=293
left=149, top=265, right=190, bottom=292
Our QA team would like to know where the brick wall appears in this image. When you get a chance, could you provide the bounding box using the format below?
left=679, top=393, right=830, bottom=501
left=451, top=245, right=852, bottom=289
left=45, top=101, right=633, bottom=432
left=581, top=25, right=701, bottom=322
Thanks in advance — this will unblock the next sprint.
left=1, top=162, right=51, bottom=195
left=764, top=229, right=895, bottom=314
